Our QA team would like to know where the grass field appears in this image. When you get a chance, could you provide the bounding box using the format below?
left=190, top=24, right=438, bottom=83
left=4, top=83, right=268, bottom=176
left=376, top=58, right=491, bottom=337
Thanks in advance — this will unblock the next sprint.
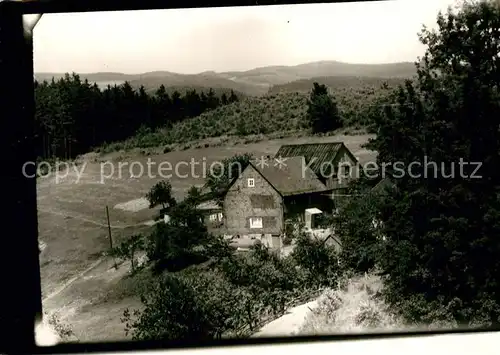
left=38, top=132, right=376, bottom=342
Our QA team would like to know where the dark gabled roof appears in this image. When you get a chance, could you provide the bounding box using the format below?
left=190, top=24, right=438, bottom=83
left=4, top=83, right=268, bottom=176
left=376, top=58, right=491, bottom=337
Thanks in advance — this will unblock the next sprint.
left=275, top=142, right=357, bottom=175
left=250, top=156, right=331, bottom=197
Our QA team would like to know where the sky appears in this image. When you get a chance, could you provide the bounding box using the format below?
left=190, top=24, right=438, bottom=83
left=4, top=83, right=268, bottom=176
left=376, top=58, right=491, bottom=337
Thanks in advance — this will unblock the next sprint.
left=32, top=0, right=459, bottom=74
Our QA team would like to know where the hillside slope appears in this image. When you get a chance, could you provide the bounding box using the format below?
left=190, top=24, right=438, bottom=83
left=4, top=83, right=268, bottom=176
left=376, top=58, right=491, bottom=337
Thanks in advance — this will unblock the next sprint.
left=101, top=81, right=395, bottom=153
left=268, top=75, right=410, bottom=94
left=220, top=60, right=416, bottom=87
left=127, top=73, right=264, bottom=96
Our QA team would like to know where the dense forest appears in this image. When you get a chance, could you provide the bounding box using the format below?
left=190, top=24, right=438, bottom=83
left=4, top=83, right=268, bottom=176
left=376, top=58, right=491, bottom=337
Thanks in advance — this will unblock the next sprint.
left=34, top=76, right=239, bottom=160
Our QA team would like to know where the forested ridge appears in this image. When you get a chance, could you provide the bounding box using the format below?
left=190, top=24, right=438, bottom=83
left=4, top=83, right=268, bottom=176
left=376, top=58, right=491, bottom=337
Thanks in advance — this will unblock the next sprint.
left=34, top=76, right=239, bottom=160
left=34, top=74, right=402, bottom=159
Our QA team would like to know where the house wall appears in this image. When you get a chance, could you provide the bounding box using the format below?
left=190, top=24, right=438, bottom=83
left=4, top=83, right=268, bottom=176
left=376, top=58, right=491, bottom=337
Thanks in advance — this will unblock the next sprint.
left=223, top=165, right=283, bottom=236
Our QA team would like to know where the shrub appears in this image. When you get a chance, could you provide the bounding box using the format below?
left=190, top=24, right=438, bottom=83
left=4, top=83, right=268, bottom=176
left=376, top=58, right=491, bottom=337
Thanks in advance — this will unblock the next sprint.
left=333, top=190, right=384, bottom=273
left=108, top=234, right=146, bottom=274
left=291, top=231, right=339, bottom=288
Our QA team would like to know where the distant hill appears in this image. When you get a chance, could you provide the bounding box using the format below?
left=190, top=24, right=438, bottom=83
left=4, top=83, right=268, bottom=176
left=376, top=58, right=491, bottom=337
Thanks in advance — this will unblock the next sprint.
left=34, top=71, right=263, bottom=96
left=268, top=75, right=411, bottom=94
left=35, top=60, right=417, bottom=97
left=35, top=72, right=136, bottom=83
left=219, top=61, right=417, bottom=87
left=126, top=73, right=262, bottom=96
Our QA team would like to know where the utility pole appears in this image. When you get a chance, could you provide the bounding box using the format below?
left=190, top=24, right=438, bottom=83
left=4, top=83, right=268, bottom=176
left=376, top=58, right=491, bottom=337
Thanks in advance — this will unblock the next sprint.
left=106, top=205, right=117, bottom=269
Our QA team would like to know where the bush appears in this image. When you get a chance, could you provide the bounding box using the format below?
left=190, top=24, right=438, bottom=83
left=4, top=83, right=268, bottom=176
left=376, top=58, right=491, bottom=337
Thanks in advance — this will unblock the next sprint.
left=291, top=231, right=340, bottom=288
left=299, top=274, right=402, bottom=335
left=45, top=312, right=77, bottom=342
left=333, top=190, right=384, bottom=273
left=122, top=272, right=223, bottom=341
left=122, top=268, right=287, bottom=340
left=108, top=234, right=145, bottom=274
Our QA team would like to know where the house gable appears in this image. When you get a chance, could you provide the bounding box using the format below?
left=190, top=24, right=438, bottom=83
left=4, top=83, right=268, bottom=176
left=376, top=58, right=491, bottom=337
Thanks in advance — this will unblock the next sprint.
left=226, top=163, right=282, bottom=196
left=223, top=163, right=284, bottom=236
left=225, top=162, right=283, bottom=198
left=328, top=144, right=359, bottom=188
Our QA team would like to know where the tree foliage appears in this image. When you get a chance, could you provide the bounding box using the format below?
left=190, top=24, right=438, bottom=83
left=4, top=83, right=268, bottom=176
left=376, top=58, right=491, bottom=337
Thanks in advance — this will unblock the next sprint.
left=184, top=185, right=203, bottom=206
left=122, top=272, right=225, bottom=341
left=204, top=153, right=253, bottom=205
left=123, top=237, right=313, bottom=339
left=307, top=82, right=342, bottom=133
left=291, top=231, right=339, bottom=288
left=109, top=235, right=145, bottom=274
left=33, top=76, right=238, bottom=160
left=355, top=0, right=500, bottom=327
left=333, top=190, right=384, bottom=273
left=145, top=180, right=177, bottom=219
left=145, top=204, right=211, bottom=273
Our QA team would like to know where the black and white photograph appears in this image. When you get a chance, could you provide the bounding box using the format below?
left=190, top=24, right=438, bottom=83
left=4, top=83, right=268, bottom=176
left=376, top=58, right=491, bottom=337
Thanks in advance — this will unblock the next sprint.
left=30, top=0, right=500, bottom=346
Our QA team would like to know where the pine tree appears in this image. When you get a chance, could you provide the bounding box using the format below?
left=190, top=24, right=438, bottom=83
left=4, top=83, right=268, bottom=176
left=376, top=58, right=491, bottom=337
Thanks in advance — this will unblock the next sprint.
left=154, top=84, right=172, bottom=127
left=306, top=82, right=342, bottom=134
left=206, top=88, right=219, bottom=110
left=170, top=90, right=184, bottom=123
left=221, top=92, right=229, bottom=105
left=228, top=89, right=238, bottom=103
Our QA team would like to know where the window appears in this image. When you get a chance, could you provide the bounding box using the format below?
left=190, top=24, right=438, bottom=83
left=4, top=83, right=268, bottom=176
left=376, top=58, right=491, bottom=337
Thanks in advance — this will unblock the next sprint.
left=209, top=214, right=217, bottom=221
left=247, top=178, right=255, bottom=187
left=250, top=217, right=263, bottom=229
left=217, top=212, right=223, bottom=221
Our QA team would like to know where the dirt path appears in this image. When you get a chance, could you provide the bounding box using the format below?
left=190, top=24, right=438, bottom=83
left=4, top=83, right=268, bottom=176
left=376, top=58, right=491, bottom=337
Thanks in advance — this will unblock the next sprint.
left=37, top=257, right=106, bottom=345
left=43, top=257, right=107, bottom=303
left=38, top=205, right=159, bottom=344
